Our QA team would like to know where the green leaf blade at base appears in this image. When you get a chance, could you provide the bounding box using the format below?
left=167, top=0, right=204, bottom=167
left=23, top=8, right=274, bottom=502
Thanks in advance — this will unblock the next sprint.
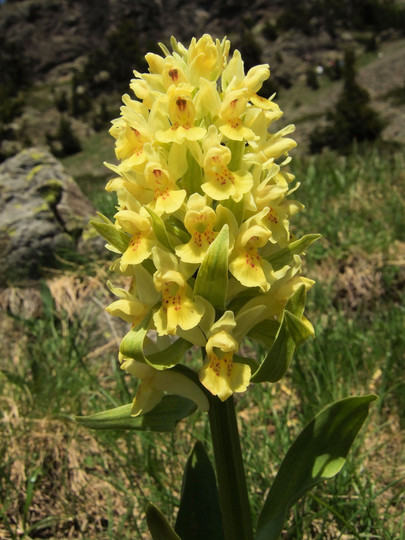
left=255, top=394, right=377, bottom=540
left=146, top=502, right=182, bottom=540
left=175, top=441, right=224, bottom=540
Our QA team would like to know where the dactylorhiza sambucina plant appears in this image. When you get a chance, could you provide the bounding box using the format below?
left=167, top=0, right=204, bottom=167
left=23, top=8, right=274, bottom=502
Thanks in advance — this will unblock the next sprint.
left=80, top=35, right=376, bottom=540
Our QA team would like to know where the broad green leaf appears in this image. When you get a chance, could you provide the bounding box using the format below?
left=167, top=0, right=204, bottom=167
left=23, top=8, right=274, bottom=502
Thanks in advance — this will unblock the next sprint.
left=175, top=441, right=224, bottom=540
left=255, top=395, right=377, bottom=540
left=74, top=395, right=197, bottom=432
left=91, top=219, right=130, bottom=253
left=146, top=502, right=182, bottom=540
left=145, top=206, right=174, bottom=252
left=119, top=318, right=192, bottom=369
left=265, top=234, right=321, bottom=271
left=194, top=224, right=229, bottom=309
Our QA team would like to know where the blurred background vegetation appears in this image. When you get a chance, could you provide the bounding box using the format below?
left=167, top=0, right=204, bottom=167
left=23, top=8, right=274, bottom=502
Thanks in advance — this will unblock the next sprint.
left=0, top=0, right=404, bottom=538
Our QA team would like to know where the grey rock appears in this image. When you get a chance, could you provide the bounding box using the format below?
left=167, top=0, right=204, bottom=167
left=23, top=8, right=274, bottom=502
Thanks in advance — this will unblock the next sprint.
left=0, top=148, right=103, bottom=284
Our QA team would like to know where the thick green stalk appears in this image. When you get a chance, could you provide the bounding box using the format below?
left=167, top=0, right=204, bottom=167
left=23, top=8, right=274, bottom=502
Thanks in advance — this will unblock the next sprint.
left=208, top=395, right=254, bottom=540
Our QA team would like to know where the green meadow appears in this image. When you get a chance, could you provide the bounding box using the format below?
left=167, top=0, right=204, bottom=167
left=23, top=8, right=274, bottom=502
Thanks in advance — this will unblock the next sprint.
left=1, top=144, right=404, bottom=538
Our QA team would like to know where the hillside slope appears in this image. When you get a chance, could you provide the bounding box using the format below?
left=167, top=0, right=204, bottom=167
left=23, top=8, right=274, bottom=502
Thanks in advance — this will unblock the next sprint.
left=1, top=0, right=405, bottom=160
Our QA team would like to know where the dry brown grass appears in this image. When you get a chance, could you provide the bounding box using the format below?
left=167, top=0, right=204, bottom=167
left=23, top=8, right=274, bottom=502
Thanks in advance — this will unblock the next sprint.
left=318, top=250, right=385, bottom=310
left=0, top=267, right=142, bottom=538
left=0, top=413, right=151, bottom=539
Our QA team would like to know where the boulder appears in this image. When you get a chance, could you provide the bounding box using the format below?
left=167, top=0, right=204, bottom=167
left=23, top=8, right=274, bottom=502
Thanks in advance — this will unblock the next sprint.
left=0, top=147, right=103, bottom=284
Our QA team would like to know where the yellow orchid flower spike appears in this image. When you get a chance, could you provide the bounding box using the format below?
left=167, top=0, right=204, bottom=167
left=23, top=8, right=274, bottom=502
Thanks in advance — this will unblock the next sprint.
left=95, top=33, right=317, bottom=413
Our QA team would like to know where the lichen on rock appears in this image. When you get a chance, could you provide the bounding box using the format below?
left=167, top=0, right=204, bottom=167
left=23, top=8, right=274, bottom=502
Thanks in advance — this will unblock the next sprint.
left=0, top=147, right=103, bottom=284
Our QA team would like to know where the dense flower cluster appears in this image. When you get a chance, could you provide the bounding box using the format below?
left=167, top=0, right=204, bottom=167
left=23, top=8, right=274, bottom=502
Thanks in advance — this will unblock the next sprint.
left=97, top=35, right=316, bottom=414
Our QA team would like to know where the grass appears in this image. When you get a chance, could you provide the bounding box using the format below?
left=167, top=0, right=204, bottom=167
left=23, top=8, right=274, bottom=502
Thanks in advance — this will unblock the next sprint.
left=1, top=145, right=404, bottom=539
left=61, top=131, right=118, bottom=220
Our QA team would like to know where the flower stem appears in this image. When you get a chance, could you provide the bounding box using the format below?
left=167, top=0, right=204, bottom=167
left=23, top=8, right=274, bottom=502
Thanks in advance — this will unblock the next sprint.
left=208, top=395, right=254, bottom=540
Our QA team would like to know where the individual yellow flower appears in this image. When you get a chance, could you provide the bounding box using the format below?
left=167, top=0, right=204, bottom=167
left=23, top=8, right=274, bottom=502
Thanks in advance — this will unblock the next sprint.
left=199, top=312, right=251, bottom=401
left=218, top=89, right=257, bottom=141
left=156, top=85, right=206, bottom=143
left=142, top=147, right=187, bottom=215
left=201, top=126, right=253, bottom=201
left=145, top=50, right=189, bottom=90
left=105, top=280, right=151, bottom=327
left=109, top=94, right=154, bottom=172
left=229, top=209, right=273, bottom=291
left=105, top=295, right=147, bottom=326
left=221, top=48, right=269, bottom=94
left=175, top=193, right=218, bottom=263
left=130, top=70, right=162, bottom=110
left=120, top=354, right=209, bottom=416
left=194, top=78, right=222, bottom=121
left=162, top=58, right=189, bottom=89
left=187, top=34, right=230, bottom=83
left=114, top=208, right=155, bottom=270
left=245, top=124, right=297, bottom=165
left=253, top=178, right=304, bottom=246
left=104, top=174, right=141, bottom=213
left=241, top=269, right=315, bottom=325
left=152, top=247, right=205, bottom=335
left=106, top=261, right=161, bottom=327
